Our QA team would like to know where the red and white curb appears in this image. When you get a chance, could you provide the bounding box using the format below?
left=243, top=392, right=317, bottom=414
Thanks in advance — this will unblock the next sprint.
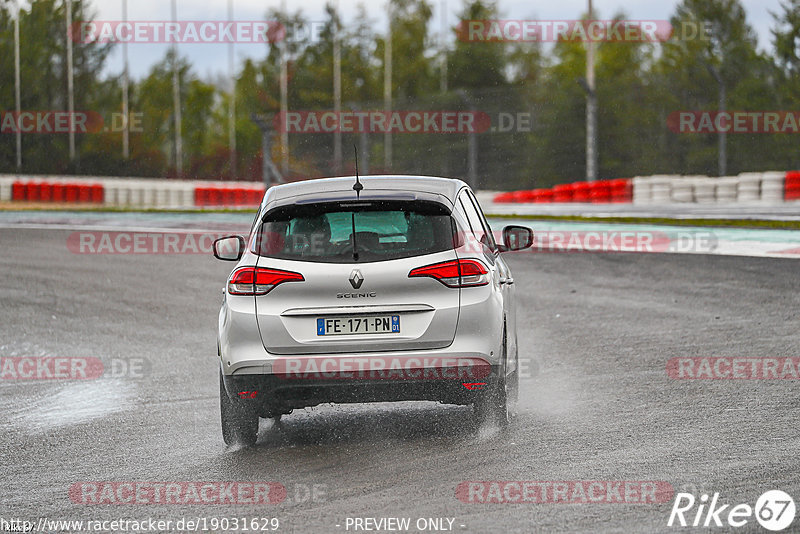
left=0, top=175, right=266, bottom=208
left=493, top=171, right=800, bottom=205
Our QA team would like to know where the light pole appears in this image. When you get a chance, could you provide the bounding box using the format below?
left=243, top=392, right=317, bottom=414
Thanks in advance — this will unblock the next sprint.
left=66, top=0, right=76, bottom=164
left=14, top=0, right=21, bottom=171
left=171, top=0, right=183, bottom=177
left=228, top=0, right=236, bottom=179
left=333, top=0, right=342, bottom=175
left=383, top=1, right=392, bottom=170
left=122, top=0, right=129, bottom=159
left=706, top=21, right=727, bottom=176
left=279, top=0, right=289, bottom=177
left=585, top=0, right=597, bottom=182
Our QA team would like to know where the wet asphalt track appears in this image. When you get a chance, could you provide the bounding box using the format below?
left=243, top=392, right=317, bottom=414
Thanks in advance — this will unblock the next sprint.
left=1, top=226, right=800, bottom=533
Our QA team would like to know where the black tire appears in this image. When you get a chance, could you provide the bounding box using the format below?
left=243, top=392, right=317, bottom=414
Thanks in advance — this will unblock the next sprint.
left=475, top=327, right=516, bottom=427
left=220, top=371, right=259, bottom=446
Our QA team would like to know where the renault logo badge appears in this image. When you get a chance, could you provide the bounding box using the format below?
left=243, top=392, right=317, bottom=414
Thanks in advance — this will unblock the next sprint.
left=349, top=269, right=364, bottom=289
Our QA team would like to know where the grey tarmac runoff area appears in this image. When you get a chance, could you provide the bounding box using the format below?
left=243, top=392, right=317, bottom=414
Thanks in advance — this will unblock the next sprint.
left=1, top=219, right=800, bottom=534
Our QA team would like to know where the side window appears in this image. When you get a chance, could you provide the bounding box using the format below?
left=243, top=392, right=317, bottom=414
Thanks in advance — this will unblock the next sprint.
left=451, top=197, right=470, bottom=247
left=466, top=190, right=497, bottom=250
left=459, top=192, right=491, bottom=254
left=458, top=191, right=489, bottom=249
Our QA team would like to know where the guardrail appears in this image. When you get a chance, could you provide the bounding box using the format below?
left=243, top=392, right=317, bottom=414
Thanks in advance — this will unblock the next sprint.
left=495, top=171, right=800, bottom=204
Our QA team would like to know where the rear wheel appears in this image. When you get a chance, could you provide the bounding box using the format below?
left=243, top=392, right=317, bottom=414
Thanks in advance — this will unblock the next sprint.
left=220, top=371, right=259, bottom=446
left=475, top=328, right=517, bottom=426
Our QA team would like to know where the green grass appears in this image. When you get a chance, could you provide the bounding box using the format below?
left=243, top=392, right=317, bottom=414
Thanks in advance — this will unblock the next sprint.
left=485, top=213, right=800, bottom=230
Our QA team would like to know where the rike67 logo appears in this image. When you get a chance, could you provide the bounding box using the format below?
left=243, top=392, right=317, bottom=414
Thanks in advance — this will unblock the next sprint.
left=668, top=490, right=796, bottom=531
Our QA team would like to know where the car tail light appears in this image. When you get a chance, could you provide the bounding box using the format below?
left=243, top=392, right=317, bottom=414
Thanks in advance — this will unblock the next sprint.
left=228, top=267, right=304, bottom=295
left=408, top=259, right=489, bottom=288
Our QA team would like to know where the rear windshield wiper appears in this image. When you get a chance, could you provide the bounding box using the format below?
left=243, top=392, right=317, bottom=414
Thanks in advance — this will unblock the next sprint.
left=351, top=211, right=359, bottom=262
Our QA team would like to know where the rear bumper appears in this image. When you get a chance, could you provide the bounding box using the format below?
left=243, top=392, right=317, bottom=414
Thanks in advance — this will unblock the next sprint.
left=221, top=358, right=499, bottom=417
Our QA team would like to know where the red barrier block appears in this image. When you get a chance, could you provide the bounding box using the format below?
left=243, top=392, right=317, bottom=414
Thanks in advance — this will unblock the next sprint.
left=65, top=183, right=79, bottom=202
left=40, top=182, right=53, bottom=202
left=610, top=178, right=633, bottom=203
left=208, top=187, right=223, bottom=206
left=232, top=188, right=247, bottom=206
left=12, top=181, right=26, bottom=201
left=553, top=183, right=574, bottom=202
left=52, top=183, right=65, bottom=202
left=194, top=186, right=209, bottom=207
left=785, top=171, right=800, bottom=200
left=785, top=172, right=799, bottom=200
left=523, top=190, right=540, bottom=202
left=590, top=181, right=612, bottom=203
left=533, top=188, right=553, bottom=203
left=77, top=184, right=91, bottom=202
left=90, top=184, right=104, bottom=204
left=247, top=189, right=263, bottom=205
left=26, top=182, right=41, bottom=201
left=494, top=192, right=514, bottom=203
left=573, top=182, right=591, bottom=202
left=221, top=188, right=236, bottom=205
left=511, top=190, right=529, bottom=203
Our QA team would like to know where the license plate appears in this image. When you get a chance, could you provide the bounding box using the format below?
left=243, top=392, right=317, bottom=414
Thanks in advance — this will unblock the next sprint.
left=317, top=315, right=400, bottom=336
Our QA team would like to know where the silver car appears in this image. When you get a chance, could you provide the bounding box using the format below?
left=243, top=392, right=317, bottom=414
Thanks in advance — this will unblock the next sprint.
left=213, top=175, right=533, bottom=445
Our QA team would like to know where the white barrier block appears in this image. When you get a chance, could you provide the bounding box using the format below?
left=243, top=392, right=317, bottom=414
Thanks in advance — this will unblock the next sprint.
left=129, top=184, right=144, bottom=206
left=0, top=177, right=13, bottom=201
left=650, top=175, right=672, bottom=203
left=180, top=186, right=195, bottom=207
left=670, top=177, right=693, bottom=203
left=164, top=184, right=181, bottom=207
left=141, top=184, right=155, bottom=207
left=691, top=176, right=715, bottom=204
left=761, top=171, right=785, bottom=203
left=104, top=183, right=119, bottom=205
left=632, top=176, right=654, bottom=204
left=715, top=177, right=738, bottom=203
left=155, top=186, right=170, bottom=208
left=737, top=172, right=762, bottom=202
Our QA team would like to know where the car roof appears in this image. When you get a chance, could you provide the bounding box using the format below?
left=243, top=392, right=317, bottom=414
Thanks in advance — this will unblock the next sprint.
left=265, top=175, right=469, bottom=207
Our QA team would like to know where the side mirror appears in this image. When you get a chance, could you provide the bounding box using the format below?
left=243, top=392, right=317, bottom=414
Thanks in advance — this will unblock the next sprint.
left=213, top=235, right=246, bottom=261
left=501, top=225, right=533, bottom=252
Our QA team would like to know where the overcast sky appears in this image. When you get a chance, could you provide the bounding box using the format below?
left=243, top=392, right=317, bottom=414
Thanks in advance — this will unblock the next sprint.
left=87, top=0, right=785, bottom=80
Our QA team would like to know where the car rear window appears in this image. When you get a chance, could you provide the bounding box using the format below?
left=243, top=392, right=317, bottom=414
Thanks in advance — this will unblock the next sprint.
left=254, top=200, right=455, bottom=263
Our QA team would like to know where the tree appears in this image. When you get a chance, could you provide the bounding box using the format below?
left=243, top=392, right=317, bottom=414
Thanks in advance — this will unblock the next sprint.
left=0, top=0, right=112, bottom=174
left=448, top=0, right=507, bottom=90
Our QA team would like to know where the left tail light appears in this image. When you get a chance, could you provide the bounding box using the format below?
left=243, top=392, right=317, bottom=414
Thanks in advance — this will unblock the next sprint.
left=228, top=267, right=304, bottom=295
